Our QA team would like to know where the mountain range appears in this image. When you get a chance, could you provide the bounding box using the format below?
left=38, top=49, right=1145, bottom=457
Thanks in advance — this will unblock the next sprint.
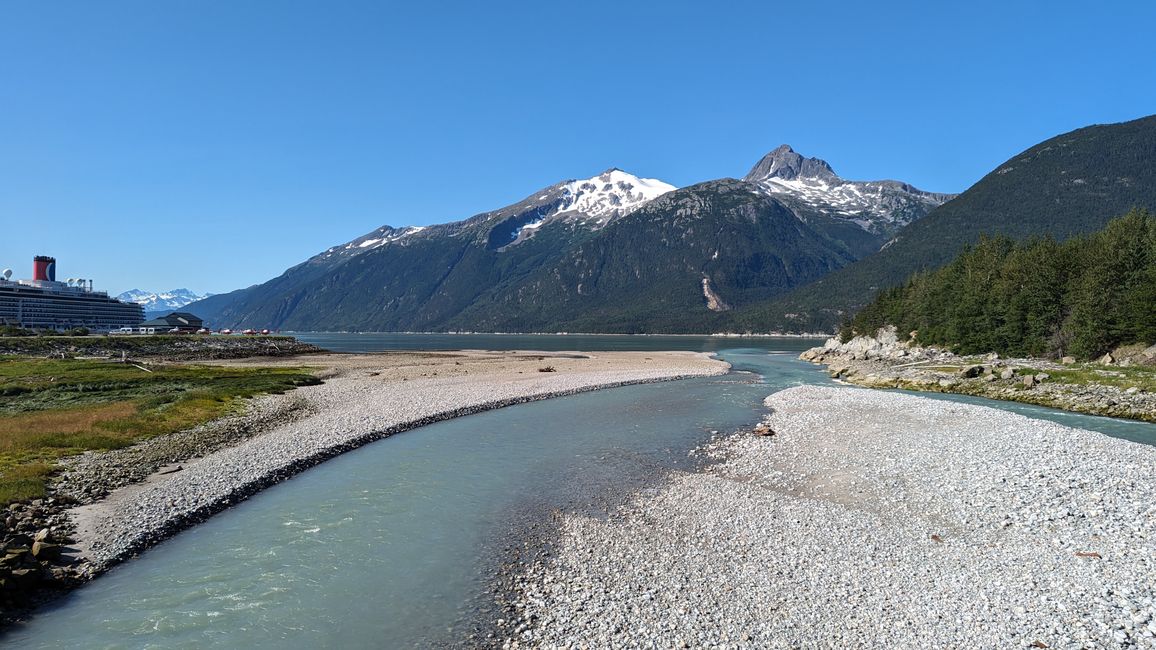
left=116, top=289, right=213, bottom=318
left=186, top=148, right=952, bottom=332
left=185, top=114, right=1156, bottom=333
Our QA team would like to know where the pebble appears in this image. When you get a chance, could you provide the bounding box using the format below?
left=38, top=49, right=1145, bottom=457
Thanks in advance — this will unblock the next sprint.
left=502, top=386, right=1156, bottom=648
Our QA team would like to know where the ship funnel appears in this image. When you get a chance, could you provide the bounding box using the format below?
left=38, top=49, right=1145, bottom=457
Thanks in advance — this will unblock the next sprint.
left=33, top=255, right=56, bottom=282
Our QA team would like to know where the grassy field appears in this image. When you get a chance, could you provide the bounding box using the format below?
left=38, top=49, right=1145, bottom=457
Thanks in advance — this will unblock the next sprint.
left=0, top=356, right=321, bottom=504
left=1017, top=363, right=1156, bottom=393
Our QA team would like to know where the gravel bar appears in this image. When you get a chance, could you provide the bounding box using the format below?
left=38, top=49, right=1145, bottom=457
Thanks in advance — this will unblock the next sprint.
left=69, top=354, right=727, bottom=570
left=504, top=385, right=1156, bottom=649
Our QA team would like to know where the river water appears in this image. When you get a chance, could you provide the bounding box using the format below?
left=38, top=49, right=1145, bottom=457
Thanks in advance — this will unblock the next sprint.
left=5, top=335, right=1155, bottom=647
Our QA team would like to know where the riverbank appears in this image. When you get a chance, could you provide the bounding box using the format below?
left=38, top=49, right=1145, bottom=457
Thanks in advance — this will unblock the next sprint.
left=0, top=334, right=323, bottom=361
left=3, top=350, right=726, bottom=624
left=800, top=331, right=1156, bottom=423
left=502, top=385, right=1156, bottom=648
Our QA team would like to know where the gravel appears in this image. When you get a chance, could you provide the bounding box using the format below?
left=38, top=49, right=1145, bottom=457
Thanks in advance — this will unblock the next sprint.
left=504, top=385, right=1156, bottom=649
left=69, top=358, right=727, bottom=570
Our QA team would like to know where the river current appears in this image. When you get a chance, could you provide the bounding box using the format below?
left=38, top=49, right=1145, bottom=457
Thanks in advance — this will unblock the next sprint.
left=5, top=334, right=1154, bottom=647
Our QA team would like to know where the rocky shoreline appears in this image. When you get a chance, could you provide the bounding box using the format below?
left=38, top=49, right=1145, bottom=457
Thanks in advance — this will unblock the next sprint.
left=799, top=329, right=1156, bottom=423
left=0, top=334, right=323, bottom=361
left=0, top=351, right=727, bottom=626
left=501, top=386, right=1156, bottom=648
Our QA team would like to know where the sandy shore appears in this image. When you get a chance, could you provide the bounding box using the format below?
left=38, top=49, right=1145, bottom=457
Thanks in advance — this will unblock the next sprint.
left=504, top=385, right=1156, bottom=648
left=64, top=350, right=728, bottom=571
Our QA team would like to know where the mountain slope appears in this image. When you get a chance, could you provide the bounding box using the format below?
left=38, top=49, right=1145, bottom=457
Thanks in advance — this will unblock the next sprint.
left=187, top=169, right=676, bottom=330
left=744, top=145, right=955, bottom=258
left=743, top=114, right=1156, bottom=331
left=185, top=150, right=952, bottom=333
left=441, top=179, right=857, bottom=333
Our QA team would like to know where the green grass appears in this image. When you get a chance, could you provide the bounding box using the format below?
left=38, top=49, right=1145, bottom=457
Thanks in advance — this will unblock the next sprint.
left=1015, top=363, right=1156, bottom=393
left=0, top=356, right=321, bottom=504
left=0, top=333, right=299, bottom=354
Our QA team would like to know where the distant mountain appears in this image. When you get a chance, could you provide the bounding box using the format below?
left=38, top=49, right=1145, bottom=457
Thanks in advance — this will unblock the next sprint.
left=185, top=153, right=950, bottom=333
left=117, top=288, right=213, bottom=318
left=740, top=114, right=1156, bottom=332
left=744, top=145, right=955, bottom=258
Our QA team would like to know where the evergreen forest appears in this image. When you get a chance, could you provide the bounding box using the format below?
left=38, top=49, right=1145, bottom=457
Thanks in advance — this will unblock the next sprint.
left=841, top=210, right=1156, bottom=359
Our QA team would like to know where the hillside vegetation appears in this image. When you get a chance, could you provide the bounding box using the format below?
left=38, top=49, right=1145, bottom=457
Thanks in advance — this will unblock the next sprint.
left=842, top=210, right=1156, bottom=358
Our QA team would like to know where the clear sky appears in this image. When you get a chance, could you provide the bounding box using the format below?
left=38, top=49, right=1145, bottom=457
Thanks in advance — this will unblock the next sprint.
left=2, top=1, right=1154, bottom=295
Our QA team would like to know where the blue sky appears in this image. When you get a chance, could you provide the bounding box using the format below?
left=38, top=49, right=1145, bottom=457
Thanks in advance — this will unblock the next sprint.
left=2, top=1, right=1154, bottom=295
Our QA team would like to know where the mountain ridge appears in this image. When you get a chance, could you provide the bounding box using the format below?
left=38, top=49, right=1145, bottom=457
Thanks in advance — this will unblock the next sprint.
left=739, top=113, right=1156, bottom=332
left=184, top=148, right=955, bottom=332
left=117, top=288, right=213, bottom=318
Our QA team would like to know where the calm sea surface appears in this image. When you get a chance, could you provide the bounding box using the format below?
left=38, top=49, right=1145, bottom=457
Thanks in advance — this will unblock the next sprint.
left=5, top=334, right=1154, bottom=647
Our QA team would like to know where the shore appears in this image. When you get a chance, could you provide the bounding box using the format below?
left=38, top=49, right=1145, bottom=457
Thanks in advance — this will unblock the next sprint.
left=0, top=334, right=324, bottom=360
left=503, top=385, right=1156, bottom=648
left=800, top=331, right=1156, bottom=423
left=61, top=350, right=727, bottom=572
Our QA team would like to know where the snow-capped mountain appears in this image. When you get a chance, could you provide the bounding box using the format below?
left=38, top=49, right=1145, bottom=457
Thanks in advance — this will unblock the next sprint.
left=117, top=288, right=213, bottom=313
left=499, top=169, right=676, bottom=246
left=183, top=151, right=950, bottom=333
left=312, top=168, right=676, bottom=262
left=744, top=145, right=956, bottom=246
left=556, top=169, right=676, bottom=221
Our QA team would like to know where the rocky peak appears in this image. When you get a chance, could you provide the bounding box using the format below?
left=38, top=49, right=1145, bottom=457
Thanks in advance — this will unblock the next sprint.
left=744, top=145, right=838, bottom=183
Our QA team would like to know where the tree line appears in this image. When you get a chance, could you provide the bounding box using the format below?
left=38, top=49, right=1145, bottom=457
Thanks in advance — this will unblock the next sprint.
left=841, top=209, right=1156, bottom=359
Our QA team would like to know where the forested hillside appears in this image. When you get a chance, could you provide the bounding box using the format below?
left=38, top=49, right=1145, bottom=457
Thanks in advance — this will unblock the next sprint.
left=842, top=210, right=1156, bottom=358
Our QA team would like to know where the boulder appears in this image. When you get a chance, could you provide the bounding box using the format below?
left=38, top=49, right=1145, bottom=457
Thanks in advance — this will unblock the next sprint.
left=31, top=541, right=60, bottom=561
left=1061, top=356, right=1076, bottom=365
left=959, top=365, right=984, bottom=378
left=799, top=348, right=821, bottom=362
left=1035, top=373, right=1050, bottom=382
left=1000, top=368, right=1016, bottom=380
left=1023, top=375, right=1037, bottom=388
left=1099, top=352, right=1115, bottom=365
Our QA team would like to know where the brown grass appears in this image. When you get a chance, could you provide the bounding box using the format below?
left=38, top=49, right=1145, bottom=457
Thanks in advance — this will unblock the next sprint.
left=0, top=402, right=139, bottom=454
left=0, top=356, right=320, bottom=504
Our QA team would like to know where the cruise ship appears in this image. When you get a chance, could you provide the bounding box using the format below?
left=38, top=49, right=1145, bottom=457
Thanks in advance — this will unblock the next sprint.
left=0, top=256, right=144, bottom=331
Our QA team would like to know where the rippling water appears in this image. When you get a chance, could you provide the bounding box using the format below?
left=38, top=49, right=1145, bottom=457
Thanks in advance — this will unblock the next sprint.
left=5, top=335, right=1154, bottom=647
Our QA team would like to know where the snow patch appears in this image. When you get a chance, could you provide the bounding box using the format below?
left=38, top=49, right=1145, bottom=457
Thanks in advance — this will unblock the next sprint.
left=558, top=169, right=675, bottom=220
